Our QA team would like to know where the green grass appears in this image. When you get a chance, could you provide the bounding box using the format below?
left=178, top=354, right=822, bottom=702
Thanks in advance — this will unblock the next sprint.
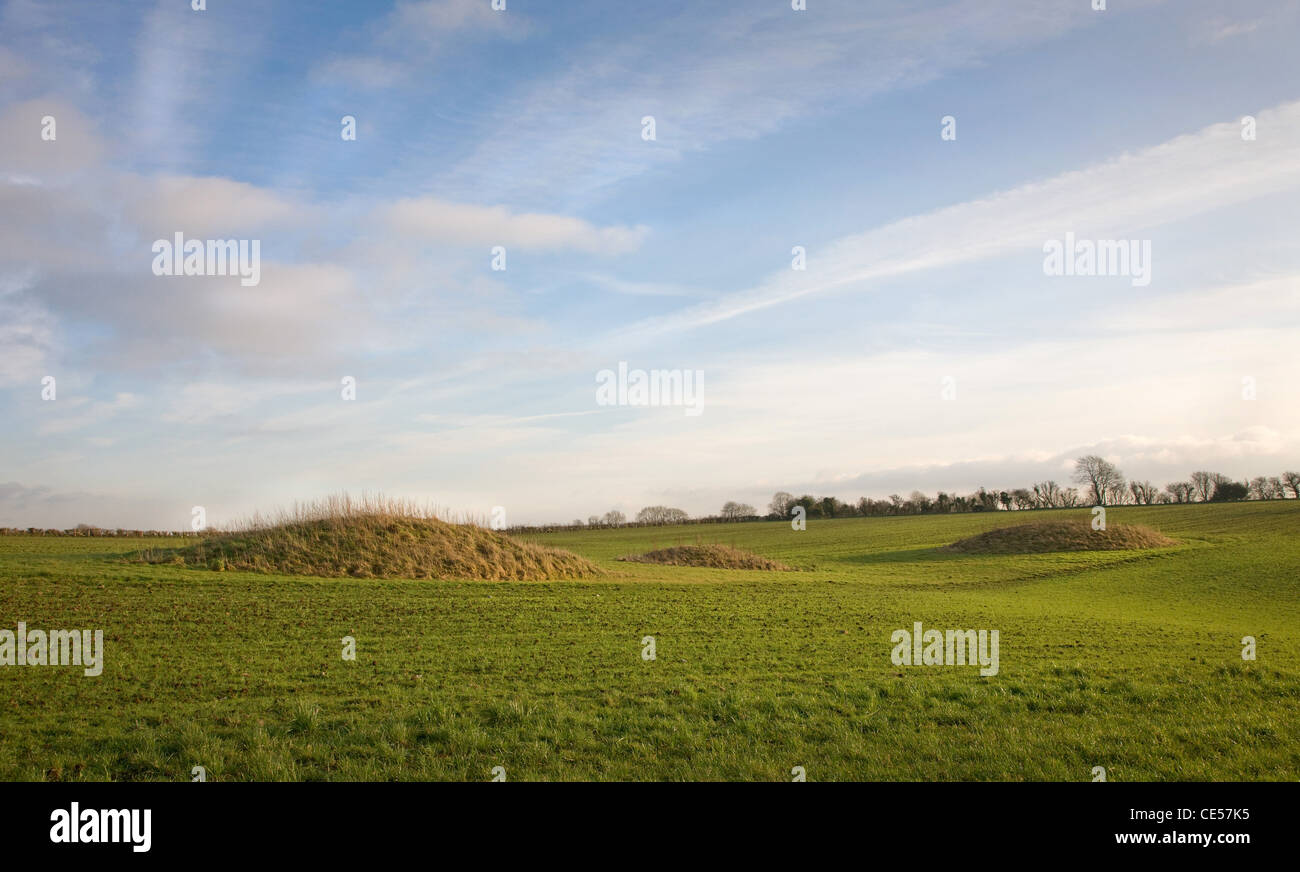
left=1, top=501, right=1297, bottom=781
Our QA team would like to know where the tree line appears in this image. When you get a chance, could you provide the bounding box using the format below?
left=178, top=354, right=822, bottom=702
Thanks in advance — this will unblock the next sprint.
left=540, top=457, right=1299, bottom=531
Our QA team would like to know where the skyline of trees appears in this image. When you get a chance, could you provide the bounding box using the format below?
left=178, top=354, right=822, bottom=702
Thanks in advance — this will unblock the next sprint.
left=570, top=460, right=1300, bottom=527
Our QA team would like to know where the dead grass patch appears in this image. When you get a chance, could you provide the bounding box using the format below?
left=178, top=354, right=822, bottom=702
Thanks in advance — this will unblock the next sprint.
left=620, top=544, right=793, bottom=570
left=133, top=495, right=601, bottom=580
left=941, top=520, right=1177, bottom=555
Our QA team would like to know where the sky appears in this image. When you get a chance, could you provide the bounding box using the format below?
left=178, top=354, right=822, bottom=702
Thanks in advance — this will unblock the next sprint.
left=1, top=0, right=1298, bottom=529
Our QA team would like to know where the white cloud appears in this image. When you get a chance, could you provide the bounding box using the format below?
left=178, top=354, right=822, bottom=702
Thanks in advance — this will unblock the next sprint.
left=121, top=175, right=305, bottom=239
left=381, top=196, right=648, bottom=254
left=0, top=98, right=102, bottom=176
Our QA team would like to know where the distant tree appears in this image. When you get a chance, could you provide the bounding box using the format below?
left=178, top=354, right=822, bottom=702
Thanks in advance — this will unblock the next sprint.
left=794, top=495, right=821, bottom=518
left=1073, top=456, right=1125, bottom=506
left=934, top=491, right=952, bottom=513
left=720, top=501, right=755, bottom=520
left=1209, top=480, right=1248, bottom=502
left=768, top=491, right=795, bottom=518
left=1164, top=481, right=1193, bottom=503
left=1247, top=477, right=1285, bottom=500
left=1129, top=480, right=1157, bottom=505
left=602, top=509, right=626, bottom=526
left=1032, top=480, right=1062, bottom=508
left=1189, top=471, right=1217, bottom=502
left=1283, top=471, right=1300, bottom=499
left=1060, top=487, right=1081, bottom=508
left=858, top=496, right=888, bottom=517
left=636, top=506, right=689, bottom=524
left=587, top=515, right=601, bottom=526
left=975, top=488, right=1000, bottom=512
left=1011, top=488, right=1034, bottom=510
left=571, top=519, right=585, bottom=527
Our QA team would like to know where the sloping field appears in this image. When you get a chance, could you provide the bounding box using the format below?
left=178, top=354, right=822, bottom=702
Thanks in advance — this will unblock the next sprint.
left=1, top=501, right=1297, bottom=780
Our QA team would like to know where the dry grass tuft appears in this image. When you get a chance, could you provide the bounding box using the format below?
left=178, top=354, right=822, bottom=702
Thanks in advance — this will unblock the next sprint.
left=619, top=544, right=793, bottom=570
left=941, top=520, right=1177, bottom=555
left=133, top=494, right=602, bottom=580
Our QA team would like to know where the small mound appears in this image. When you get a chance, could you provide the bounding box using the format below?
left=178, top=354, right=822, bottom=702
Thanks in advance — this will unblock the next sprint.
left=942, top=521, right=1176, bottom=555
left=619, top=544, right=793, bottom=570
left=135, top=515, right=602, bottom=580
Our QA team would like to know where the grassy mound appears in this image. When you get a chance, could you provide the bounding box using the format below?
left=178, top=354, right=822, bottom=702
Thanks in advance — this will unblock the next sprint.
left=942, top=520, right=1176, bottom=555
left=620, top=544, right=793, bottom=570
left=136, top=499, right=602, bottom=580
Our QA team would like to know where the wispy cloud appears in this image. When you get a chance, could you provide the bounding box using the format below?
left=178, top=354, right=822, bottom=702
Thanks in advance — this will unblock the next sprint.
left=435, top=0, right=1130, bottom=205
left=1194, top=17, right=1264, bottom=45
left=314, top=0, right=529, bottom=87
left=608, top=100, right=1300, bottom=342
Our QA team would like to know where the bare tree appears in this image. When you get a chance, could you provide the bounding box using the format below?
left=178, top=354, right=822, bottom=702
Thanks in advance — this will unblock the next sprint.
left=768, top=491, right=795, bottom=518
left=1032, top=480, right=1061, bottom=508
left=1105, top=480, right=1129, bottom=505
left=1164, top=481, right=1193, bottom=503
left=1210, top=472, right=1232, bottom=498
left=720, top=501, right=756, bottom=520
left=1129, top=480, right=1157, bottom=505
left=602, top=509, right=626, bottom=527
left=1247, top=477, right=1285, bottom=500
left=1189, top=471, right=1216, bottom=502
left=1283, top=471, right=1300, bottom=499
left=1073, top=455, right=1125, bottom=506
left=636, top=506, right=689, bottom=524
left=1060, top=487, right=1080, bottom=507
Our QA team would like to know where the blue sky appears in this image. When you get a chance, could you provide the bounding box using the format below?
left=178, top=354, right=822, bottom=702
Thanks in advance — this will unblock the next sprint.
left=2, top=0, right=1298, bottom=528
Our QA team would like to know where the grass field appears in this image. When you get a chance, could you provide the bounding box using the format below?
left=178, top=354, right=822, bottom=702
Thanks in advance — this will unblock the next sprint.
left=1, top=501, right=1297, bottom=781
